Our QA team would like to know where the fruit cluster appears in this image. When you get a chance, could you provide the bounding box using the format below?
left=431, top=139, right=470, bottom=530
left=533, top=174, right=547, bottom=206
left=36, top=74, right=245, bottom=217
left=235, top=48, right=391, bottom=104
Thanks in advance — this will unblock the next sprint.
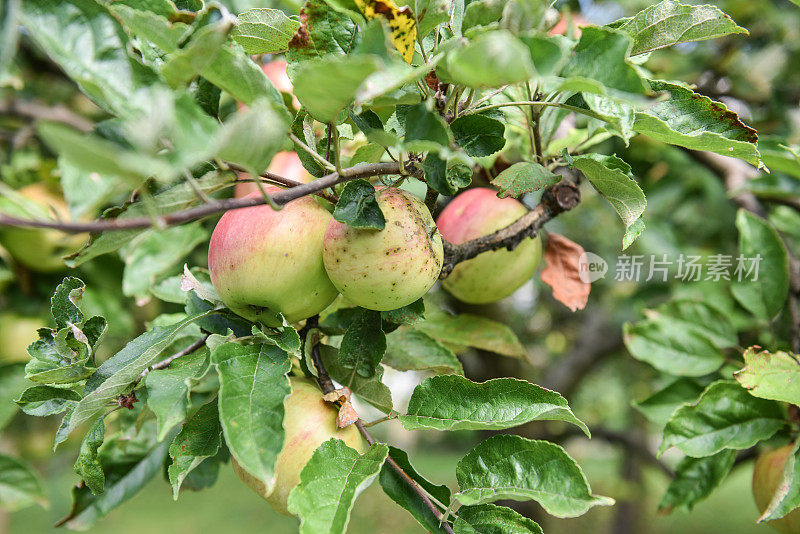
left=208, top=185, right=542, bottom=324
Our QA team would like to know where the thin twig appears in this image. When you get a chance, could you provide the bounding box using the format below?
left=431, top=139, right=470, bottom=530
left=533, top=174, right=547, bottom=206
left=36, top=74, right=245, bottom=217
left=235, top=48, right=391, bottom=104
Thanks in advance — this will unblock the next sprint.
left=0, top=161, right=416, bottom=233
left=303, top=319, right=455, bottom=534
left=0, top=98, right=95, bottom=132
left=224, top=162, right=338, bottom=203
left=133, top=335, right=209, bottom=388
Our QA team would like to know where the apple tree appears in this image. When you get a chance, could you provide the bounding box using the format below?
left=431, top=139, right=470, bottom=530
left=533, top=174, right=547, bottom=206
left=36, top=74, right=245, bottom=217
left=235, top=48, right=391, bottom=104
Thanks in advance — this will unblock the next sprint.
left=0, top=0, right=798, bottom=532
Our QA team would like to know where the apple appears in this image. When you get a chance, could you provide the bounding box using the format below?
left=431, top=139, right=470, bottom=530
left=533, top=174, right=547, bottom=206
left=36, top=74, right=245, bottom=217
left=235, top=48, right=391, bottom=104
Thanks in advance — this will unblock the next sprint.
left=322, top=187, right=443, bottom=310
left=208, top=190, right=339, bottom=326
left=0, top=314, right=40, bottom=363
left=0, top=184, right=86, bottom=272
left=753, top=445, right=800, bottom=533
left=231, top=377, right=365, bottom=515
left=436, top=187, right=541, bottom=304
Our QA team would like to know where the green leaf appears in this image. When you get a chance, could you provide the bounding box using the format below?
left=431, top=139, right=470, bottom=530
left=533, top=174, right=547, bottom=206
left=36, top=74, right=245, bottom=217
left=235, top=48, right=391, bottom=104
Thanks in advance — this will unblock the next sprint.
left=451, top=115, right=506, bottom=157
left=121, top=223, right=208, bottom=298
left=380, top=446, right=452, bottom=533
left=201, top=44, right=285, bottom=107
left=730, top=210, right=789, bottom=320
left=285, top=0, right=360, bottom=72
left=36, top=122, right=171, bottom=186
left=61, top=433, right=174, bottom=529
left=67, top=311, right=212, bottom=437
left=561, top=27, right=648, bottom=94
left=15, top=385, right=81, bottom=417
left=350, top=109, right=399, bottom=148
left=0, top=364, right=32, bottom=426
left=659, top=450, right=736, bottom=513
left=415, top=312, right=526, bottom=358
left=0, top=0, right=20, bottom=79
left=339, top=309, right=387, bottom=377
left=447, top=30, right=534, bottom=88
left=455, top=435, right=614, bottom=517
left=214, top=100, right=290, bottom=175
left=145, top=350, right=209, bottom=441
left=610, top=1, right=748, bottom=56
left=658, top=381, right=785, bottom=457
left=287, top=439, right=389, bottom=534
left=19, top=0, right=155, bottom=116
left=232, top=8, right=301, bottom=54
left=65, top=170, right=229, bottom=267
left=293, top=56, right=379, bottom=123
left=50, top=277, right=86, bottom=329
left=381, top=299, right=425, bottom=326
left=167, top=399, right=221, bottom=499
left=648, top=300, right=737, bottom=349
left=423, top=154, right=473, bottom=196
left=74, top=417, right=105, bottom=494
left=623, top=319, right=724, bottom=377
left=401, top=375, right=588, bottom=434
left=416, top=0, right=450, bottom=37
left=213, top=342, right=291, bottom=492
left=491, top=162, right=561, bottom=199
left=759, top=441, right=800, bottom=522
left=633, top=379, right=704, bottom=428
left=318, top=345, right=393, bottom=413
left=333, top=180, right=386, bottom=230
left=633, top=81, right=762, bottom=167
left=569, top=153, right=646, bottom=240
left=109, top=4, right=186, bottom=52
left=0, top=454, right=47, bottom=511
left=384, top=327, right=463, bottom=374
left=404, top=102, right=451, bottom=150
left=454, top=503, right=543, bottom=534
left=735, top=347, right=800, bottom=405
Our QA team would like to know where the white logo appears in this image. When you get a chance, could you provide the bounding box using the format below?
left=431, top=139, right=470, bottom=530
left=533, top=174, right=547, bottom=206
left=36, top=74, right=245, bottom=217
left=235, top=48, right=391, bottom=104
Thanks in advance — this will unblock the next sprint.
left=578, top=252, right=608, bottom=283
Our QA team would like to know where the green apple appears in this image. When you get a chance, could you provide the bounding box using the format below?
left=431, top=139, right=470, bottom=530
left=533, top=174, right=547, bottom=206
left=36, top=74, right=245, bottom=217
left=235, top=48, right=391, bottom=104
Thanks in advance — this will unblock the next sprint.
left=436, top=187, right=541, bottom=304
left=0, top=184, right=87, bottom=272
left=208, top=190, right=339, bottom=326
left=753, top=445, right=800, bottom=533
left=0, top=313, right=40, bottom=363
left=323, top=187, right=443, bottom=310
left=231, top=377, right=365, bottom=515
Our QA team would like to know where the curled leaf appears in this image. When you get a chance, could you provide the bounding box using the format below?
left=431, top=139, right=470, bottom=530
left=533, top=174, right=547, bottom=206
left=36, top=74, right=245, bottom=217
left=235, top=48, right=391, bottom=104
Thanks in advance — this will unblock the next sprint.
left=540, top=233, right=590, bottom=311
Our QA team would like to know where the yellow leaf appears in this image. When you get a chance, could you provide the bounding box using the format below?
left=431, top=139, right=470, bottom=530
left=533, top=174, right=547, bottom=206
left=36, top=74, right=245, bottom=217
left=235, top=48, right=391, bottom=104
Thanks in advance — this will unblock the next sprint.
left=355, top=0, right=417, bottom=63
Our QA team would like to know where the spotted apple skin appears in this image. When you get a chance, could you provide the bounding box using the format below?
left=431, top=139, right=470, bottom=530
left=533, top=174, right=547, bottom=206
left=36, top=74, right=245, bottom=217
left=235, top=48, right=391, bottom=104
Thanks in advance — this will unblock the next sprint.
left=323, top=187, right=443, bottom=311
left=231, top=378, right=365, bottom=515
left=437, top=187, right=541, bottom=304
left=208, top=190, right=338, bottom=326
left=753, top=445, right=800, bottom=534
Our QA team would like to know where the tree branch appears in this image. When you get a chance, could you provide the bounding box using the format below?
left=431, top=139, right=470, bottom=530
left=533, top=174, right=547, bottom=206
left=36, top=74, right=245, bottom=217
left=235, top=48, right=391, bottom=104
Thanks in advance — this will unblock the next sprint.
left=0, top=161, right=418, bottom=233
left=440, top=182, right=580, bottom=278
left=0, top=98, right=94, bottom=133
left=302, top=318, right=455, bottom=534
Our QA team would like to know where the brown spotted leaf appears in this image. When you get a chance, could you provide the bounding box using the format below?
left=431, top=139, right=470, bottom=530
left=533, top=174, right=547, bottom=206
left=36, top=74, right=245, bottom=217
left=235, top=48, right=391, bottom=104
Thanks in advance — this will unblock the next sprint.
left=540, top=234, right=590, bottom=312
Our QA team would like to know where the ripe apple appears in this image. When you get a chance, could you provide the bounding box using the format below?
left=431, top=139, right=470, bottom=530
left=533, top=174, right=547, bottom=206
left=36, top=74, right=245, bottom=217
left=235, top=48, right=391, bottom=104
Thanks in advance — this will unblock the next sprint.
left=322, top=187, right=443, bottom=310
left=232, top=377, right=365, bottom=515
left=0, top=313, right=40, bottom=363
left=208, top=190, right=339, bottom=326
left=436, top=187, right=541, bottom=304
left=753, top=445, right=800, bottom=534
left=0, top=184, right=86, bottom=272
